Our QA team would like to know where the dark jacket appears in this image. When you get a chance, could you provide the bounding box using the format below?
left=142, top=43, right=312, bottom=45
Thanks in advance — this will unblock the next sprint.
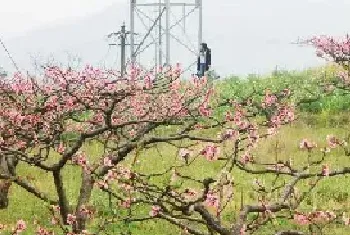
left=197, top=48, right=211, bottom=72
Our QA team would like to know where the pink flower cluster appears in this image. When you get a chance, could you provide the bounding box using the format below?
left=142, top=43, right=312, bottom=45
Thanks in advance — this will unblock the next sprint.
left=293, top=210, right=336, bottom=225
left=36, top=226, right=54, bottom=235
left=225, top=103, right=249, bottom=130
left=200, top=144, right=220, bottom=161
left=80, top=205, right=95, bottom=219
left=262, top=89, right=277, bottom=108
left=72, top=152, right=92, bottom=173
left=199, top=102, right=211, bottom=117
left=321, top=164, right=330, bottom=176
left=183, top=188, right=197, bottom=201
left=205, top=191, right=219, bottom=209
left=310, top=35, right=350, bottom=59
left=121, top=198, right=133, bottom=208
left=218, top=128, right=239, bottom=141
left=299, top=139, right=317, bottom=150
left=240, top=151, right=253, bottom=165
left=0, top=65, right=211, bottom=166
left=96, top=166, right=133, bottom=190
left=271, top=105, right=295, bottom=125
left=326, top=134, right=347, bottom=148
left=309, top=35, right=350, bottom=84
left=67, top=214, right=76, bottom=225
left=266, top=105, right=295, bottom=135
left=12, top=219, right=26, bottom=234
left=149, top=205, right=161, bottom=217
left=343, top=213, right=350, bottom=225
left=103, top=155, right=113, bottom=167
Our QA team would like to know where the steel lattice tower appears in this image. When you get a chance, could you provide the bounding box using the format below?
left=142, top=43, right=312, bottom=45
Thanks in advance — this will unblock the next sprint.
left=129, top=0, right=203, bottom=73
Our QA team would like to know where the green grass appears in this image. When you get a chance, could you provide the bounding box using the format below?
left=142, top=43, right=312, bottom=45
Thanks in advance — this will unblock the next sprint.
left=2, top=118, right=350, bottom=235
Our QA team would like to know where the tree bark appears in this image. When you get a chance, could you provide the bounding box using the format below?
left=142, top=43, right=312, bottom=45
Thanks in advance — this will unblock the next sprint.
left=53, top=169, right=70, bottom=224
left=73, top=169, right=94, bottom=233
left=0, top=155, right=18, bottom=209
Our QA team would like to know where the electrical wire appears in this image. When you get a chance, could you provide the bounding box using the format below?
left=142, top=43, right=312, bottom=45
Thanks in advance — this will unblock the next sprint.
left=114, top=43, right=119, bottom=69
left=181, top=60, right=197, bottom=75
left=135, top=6, right=197, bottom=55
left=135, top=7, right=157, bottom=42
left=98, top=44, right=112, bottom=68
left=170, top=9, right=197, bottom=52
left=134, top=7, right=166, bottom=56
left=0, top=37, right=19, bottom=71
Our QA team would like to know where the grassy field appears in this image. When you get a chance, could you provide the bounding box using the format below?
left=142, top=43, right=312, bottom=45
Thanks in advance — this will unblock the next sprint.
left=2, top=116, right=350, bottom=234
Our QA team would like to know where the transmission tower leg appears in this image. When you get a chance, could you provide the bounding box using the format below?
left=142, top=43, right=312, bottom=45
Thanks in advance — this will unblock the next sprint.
left=165, top=0, right=170, bottom=65
left=158, top=0, right=163, bottom=67
left=155, top=27, right=158, bottom=72
left=198, top=0, right=203, bottom=52
left=130, top=0, right=136, bottom=66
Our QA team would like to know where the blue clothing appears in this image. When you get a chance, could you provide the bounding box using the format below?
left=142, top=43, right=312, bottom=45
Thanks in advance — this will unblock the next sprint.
left=198, top=63, right=206, bottom=78
left=197, top=48, right=211, bottom=72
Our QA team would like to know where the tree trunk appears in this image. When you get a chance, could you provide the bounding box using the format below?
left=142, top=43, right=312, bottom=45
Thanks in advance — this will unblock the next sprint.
left=53, top=170, right=70, bottom=224
left=0, top=155, right=18, bottom=209
left=73, top=169, right=94, bottom=233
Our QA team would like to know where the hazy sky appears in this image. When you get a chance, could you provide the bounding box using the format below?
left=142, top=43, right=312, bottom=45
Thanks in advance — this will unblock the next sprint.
left=0, top=0, right=120, bottom=39
left=2, top=0, right=350, bottom=76
left=3, top=0, right=344, bottom=38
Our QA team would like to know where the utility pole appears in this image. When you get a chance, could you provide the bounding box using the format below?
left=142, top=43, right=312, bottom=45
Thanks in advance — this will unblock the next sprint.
left=107, top=22, right=139, bottom=76
left=120, top=23, right=127, bottom=75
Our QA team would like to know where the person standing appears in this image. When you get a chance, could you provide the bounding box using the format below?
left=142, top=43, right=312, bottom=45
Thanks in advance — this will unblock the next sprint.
left=197, top=43, right=211, bottom=78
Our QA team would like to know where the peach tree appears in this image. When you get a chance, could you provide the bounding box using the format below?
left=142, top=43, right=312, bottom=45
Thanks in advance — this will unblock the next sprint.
left=0, top=57, right=349, bottom=235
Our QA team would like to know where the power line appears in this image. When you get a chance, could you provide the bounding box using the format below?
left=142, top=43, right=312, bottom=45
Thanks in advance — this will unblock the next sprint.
left=0, top=37, right=19, bottom=71
left=135, top=6, right=197, bottom=55
left=169, top=9, right=196, bottom=51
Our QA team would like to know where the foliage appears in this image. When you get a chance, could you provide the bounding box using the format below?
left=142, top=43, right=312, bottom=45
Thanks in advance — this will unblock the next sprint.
left=220, top=66, right=347, bottom=111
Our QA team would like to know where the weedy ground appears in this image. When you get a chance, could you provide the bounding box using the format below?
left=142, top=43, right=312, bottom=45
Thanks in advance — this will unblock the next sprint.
left=2, top=115, right=350, bottom=235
